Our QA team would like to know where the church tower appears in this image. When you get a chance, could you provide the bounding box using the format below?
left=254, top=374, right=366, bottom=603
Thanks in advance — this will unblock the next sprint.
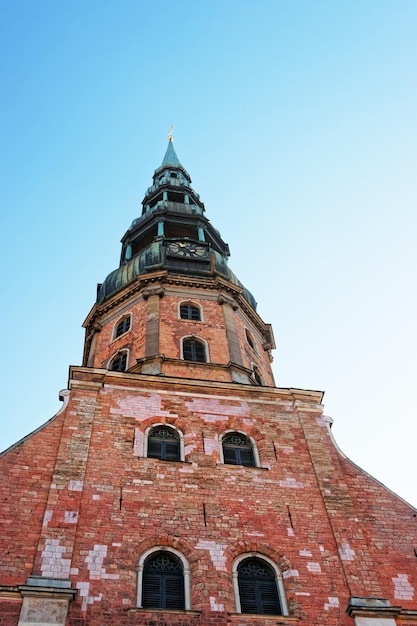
left=0, top=140, right=416, bottom=626
left=83, top=135, right=275, bottom=387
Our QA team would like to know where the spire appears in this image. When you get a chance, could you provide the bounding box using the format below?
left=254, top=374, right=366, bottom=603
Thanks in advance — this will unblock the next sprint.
left=161, top=138, right=181, bottom=168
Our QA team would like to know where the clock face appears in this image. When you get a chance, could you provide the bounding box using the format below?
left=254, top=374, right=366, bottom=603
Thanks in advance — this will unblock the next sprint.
left=167, top=241, right=208, bottom=259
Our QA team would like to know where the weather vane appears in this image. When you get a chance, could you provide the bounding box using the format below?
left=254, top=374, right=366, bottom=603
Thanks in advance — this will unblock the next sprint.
left=168, top=125, right=174, bottom=141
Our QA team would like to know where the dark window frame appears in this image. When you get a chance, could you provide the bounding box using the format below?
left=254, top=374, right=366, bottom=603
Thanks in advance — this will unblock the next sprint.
left=142, top=552, right=185, bottom=610
left=252, top=366, right=263, bottom=385
left=147, top=426, right=181, bottom=462
left=222, top=432, right=256, bottom=467
left=114, top=315, right=131, bottom=339
left=237, top=558, right=283, bottom=615
left=109, top=351, right=128, bottom=372
left=245, top=329, right=256, bottom=351
left=180, top=303, right=201, bottom=321
left=182, top=337, right=207, bottom=362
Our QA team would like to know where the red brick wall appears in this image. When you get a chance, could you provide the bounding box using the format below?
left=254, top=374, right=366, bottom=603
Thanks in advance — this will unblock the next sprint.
left=1, top=374, right=416, bottom=625
left=0, top=409, right=64, bottom=585
left=93, top=299, right=147, bottom=369
left=0, top=600, right=22, bottom=626
left=88, top=282, right=275, bottom=385
left=234, top=307, right=275, bottom=385
left=159, top=294, right=229, bottom=364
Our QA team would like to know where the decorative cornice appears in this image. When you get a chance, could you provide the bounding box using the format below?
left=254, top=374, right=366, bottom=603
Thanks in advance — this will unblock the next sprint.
left=83, top=271, right=275, bottom=348
left=133, top=354, right=253, bottom=376
left=68, top=365, right=324, bottom=405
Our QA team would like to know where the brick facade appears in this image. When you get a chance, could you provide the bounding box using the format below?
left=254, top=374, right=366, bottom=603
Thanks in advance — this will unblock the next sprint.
left=1, top=371, right=416, bottom=624
left=1, top=142, right=416, bottom=625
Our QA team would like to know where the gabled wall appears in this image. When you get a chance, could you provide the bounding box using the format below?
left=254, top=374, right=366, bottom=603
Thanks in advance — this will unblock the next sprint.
left=1, top=370, right=416, bottom=625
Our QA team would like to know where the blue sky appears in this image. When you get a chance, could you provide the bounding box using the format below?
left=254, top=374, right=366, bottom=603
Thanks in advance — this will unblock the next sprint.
left=1, top=0, right=417, bottom=506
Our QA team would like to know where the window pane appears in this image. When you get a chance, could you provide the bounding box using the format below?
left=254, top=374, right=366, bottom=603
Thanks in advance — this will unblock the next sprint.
left=180, top=304, right=201, bottom=321
left=143, top=554, right=184, bottom=610
left=147, top=438, right=162, bottom=458
left=183, top=341, right=193, bottom=360
left=183, top=339, right=206, bottom=362
left=189, top=306, right=200, bottom=321
left=223, top=446, right=239, bottom=465
left=115, top=316, right=131, bottom=338
left=238, top=559, right=281, bottom=615
left=245, top=329, right=255, bottom=350
left=238, top=447, right=255, bottom=467
left=258, top=579, right=282, bottom=614
left=193, top=342, right=206, bottom=362
left=110, top=352, right=127, bottom=371
left=148, top=427, right=180, bottom=461
left=253, top=367, right=263, bottom=385
left=164, top=441, right=181, bottom=460
left=223, top=434, right=255, bottom=467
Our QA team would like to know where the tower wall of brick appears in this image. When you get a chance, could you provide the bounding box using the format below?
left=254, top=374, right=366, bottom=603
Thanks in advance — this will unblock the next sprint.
left=86, top=279, right=275, bottom=386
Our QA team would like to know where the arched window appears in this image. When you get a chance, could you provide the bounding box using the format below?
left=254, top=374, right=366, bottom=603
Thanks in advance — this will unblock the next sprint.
left=114, top=315, right=131, bottom=339
left=236, top=557, right=286, bottom=615
left=180, top=302, right=201, bottom=321
left=245, top=329, right=256, bottom=351
left=109, top=351, right=128, bottom=372
left=142, top=552, right=185, bottom=610
left=182, top=337, right=207, bottom=363
left=252, top=365, right=263, bottom=385
left=222, top=432, right=255, bottom=467
left=147, top=426, right=180, bottom=461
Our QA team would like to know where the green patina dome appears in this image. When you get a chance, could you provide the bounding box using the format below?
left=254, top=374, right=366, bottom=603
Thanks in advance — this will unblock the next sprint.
left=97, top=243, right=257, bottom=310
left=97, top=141, right=257, bottom=311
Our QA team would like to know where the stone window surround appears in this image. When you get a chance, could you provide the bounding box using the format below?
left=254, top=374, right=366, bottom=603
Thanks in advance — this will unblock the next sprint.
left=180, top=335, right=210, bottom=363
left=178, top=300, right=204, bottom=322
left=144, top=423, right=185, bottom=462
left=108, top=348, right=130, bottom=372
left=219, top=430, right=260, bottom=468
left=245, top=328, right=258, bottom=354
left=137, top=546, right=191, bottom=610
left=111, top=312, right=132, bottom=341
left=232, top=553, right=289, bottom=616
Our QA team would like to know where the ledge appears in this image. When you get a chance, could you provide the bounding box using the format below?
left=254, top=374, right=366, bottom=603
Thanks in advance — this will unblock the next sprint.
left=127, top=608, right=201, bottom=617
left=216, top=463, right=270, bottom=471
left=228, top=614, right=298, bottom=622
left=0, top=585, right=20, bottom=598
left=68, top=366, right=324, bottom=404
left=128, top=608, right=200, bottom=612
left=18, top=576, right=77, bottom=600
left=398, top=609, right=417, bottom=622
left=347, top=597, right=401, bottom=618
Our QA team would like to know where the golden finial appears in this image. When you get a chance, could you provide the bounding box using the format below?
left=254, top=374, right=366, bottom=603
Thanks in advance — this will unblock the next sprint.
left=168, top=125, right=174, bottom=141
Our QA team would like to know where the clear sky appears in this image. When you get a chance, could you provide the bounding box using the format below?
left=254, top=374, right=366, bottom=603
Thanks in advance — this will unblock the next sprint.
left=1, top=0, right=417, bottom=506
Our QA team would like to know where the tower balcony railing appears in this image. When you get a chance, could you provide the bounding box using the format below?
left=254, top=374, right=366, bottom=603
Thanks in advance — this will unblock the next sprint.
left=146, top=178, right=193, bottom=193
left=139, top=201, right=204, bottom=218
left=130, top=200, right=204, bottom=231
left=156, top=200, right=204, bottom=215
